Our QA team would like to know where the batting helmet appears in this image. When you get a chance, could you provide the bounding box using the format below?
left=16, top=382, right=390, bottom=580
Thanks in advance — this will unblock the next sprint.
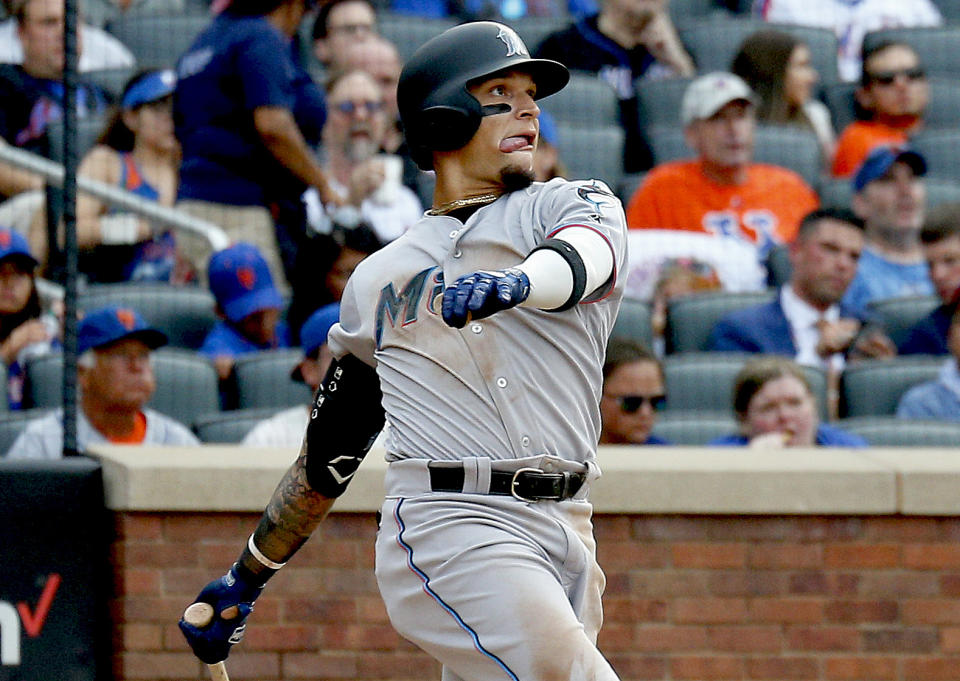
left=398, top=21, right=569, bottom=170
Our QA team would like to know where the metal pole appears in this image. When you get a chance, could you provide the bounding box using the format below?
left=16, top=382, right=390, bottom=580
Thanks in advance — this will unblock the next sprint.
left=61, top=0, right=79, bottom=457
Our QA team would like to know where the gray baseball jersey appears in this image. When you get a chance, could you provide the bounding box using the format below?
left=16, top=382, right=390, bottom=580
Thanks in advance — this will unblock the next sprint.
left=329, top=176, right=627, bottom=681
left=328, top=176, right=627, bottom=466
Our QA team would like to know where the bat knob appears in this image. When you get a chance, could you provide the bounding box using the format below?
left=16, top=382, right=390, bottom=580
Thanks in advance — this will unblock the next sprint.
left=183, top=602, right=215, bottom=628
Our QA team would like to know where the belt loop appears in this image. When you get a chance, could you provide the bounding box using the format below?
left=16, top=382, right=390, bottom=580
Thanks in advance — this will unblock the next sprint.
left=461, top=457, right=481, bottom=493
left=476, top=457, right=492, bottom=494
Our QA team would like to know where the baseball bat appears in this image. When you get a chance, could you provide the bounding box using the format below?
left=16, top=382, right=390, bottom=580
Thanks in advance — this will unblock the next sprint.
left=182, top=602, right=230, bottom=681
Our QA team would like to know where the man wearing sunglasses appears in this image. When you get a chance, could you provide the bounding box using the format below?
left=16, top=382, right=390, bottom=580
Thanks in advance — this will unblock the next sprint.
left=832, top=41, right=930, bottom=178
left=303, top=69, right=422, bottom=245
left=600, top=338, right=669, bottom=445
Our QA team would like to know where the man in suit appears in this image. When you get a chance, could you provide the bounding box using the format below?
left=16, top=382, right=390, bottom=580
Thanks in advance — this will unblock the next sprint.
left=709, top=207, right=872, bottom=367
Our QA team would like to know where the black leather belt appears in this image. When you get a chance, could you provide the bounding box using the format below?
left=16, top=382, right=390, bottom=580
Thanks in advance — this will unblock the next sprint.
left=428, top=464, right=586, bottom=502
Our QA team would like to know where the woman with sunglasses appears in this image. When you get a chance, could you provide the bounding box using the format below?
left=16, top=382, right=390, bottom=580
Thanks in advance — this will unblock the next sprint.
left=600, top=338, right=670, bottom=445
left=710, top=356, right=865, bottom=448
left=73, top=69, right=187, bottom=284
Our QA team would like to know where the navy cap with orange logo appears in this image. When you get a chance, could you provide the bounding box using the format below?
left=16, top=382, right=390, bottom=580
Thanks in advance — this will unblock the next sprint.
left=208, top=243, right=283, bottom=323
left=78, top=306, right=168, bottom=355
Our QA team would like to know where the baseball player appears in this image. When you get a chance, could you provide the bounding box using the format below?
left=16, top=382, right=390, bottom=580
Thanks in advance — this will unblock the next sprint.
left=179, top=21, right=627, bottom=681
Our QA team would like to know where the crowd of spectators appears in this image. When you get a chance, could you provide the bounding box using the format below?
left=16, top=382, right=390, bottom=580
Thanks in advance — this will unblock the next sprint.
left=2, top=0, right=960, bottom=454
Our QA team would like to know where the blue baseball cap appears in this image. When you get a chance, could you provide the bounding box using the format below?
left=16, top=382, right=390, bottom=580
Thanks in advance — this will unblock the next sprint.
left=78, top=305, right=168, bottom=355
left=208, top=243, right=283, bottom=323
left=0, top=227, right=38, bottom=269
left=853, top=145, right=927, bottom=193
left=291, top=303, right=340, bottom=381
left=122, top=69, right=176, bottom=110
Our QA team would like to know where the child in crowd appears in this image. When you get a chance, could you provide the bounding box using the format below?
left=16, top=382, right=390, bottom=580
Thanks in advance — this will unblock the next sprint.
left=200, top=243, right=291, bottom=382
left=0, top=226, right=59, bottom=409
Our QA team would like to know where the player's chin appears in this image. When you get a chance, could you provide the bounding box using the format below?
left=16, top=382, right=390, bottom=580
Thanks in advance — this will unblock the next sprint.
left=499, top=165, right=535, bottom=193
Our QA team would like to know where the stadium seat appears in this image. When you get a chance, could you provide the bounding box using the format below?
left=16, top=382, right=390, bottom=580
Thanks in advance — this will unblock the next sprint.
left=193, top=407, right=284, bottom=444
left=765, top=243, right=791, bottom=288
left=649, top=410, right=737, bottom=445
left=45, top=116, right=107, bottom=164
left=377, top=12, right=457, bottom=61
left=78, top=283, right=219, bottom=350
left=617, top=172, right=645, bottom=204
left=680, top=18, right=840, bottom=87
left=554, top=123, right=624, bottom=190
left=540, top=72, right=620, bottom=128
left=647, top=124, right=822, bottom=189
left=233, top=349, right=313, bottom=410
left=510, top=16, right=569, bottom=52
left=668, top=0, right=731, bottom=27
left=823, top=82, right=858, bottom=134
left=85, top=67, right=136, bottom=101
left=665, top=290, right=775, bottom=354
left=663, top=352, right=829, bottom=418
left=910, top=130, right=960, bottom=181
left=635, top=76, right=693, bottom=128
left=863, top=26, right=960, bottom=80
left=23, top=354, right=61, bottom=409
left=839, top=356, right=943, bottom=418
left=837, top=416, right=960, bottom=447
left=0, top=409, right=50, bottom=456
left=24, top=349, right=219, bottom=425
left=819, top=177, right=960, bottom=211
left=107, top=14, right=209, bottom=68
left=611, top=297, right=654, bottom=349
left=865, top=295, right=940, bottom=348
left=938, top=0, right=960, bottom=23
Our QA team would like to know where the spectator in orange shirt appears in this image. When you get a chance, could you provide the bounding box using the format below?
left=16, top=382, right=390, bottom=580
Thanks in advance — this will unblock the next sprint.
left=831, top=41, right=929, bottom=178
left=625, top=72, right=819, bottom=260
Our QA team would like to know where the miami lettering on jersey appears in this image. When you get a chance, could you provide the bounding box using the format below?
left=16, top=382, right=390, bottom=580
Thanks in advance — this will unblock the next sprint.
left=375, top=267, right=445, bottom=349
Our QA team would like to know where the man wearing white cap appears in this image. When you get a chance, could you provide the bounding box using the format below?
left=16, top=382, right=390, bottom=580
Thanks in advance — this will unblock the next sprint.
left=625, top=71, right=819, bottom=262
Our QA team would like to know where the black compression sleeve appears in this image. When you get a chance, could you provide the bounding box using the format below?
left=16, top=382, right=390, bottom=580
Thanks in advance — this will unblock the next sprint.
left=528, top=237, right=588, bottom=312
left=304, top=354, right=385, bottom=498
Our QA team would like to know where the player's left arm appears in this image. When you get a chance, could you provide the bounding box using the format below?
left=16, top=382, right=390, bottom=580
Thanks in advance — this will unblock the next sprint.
left=179, top=354, right=384, bottom=664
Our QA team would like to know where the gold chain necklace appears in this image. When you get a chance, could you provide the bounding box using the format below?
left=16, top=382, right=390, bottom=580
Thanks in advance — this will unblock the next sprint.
left=426, top=193, right=500, bottom=216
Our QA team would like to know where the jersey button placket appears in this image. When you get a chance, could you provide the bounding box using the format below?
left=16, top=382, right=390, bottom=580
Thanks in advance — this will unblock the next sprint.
left=496, top=377, right=508, bottom=388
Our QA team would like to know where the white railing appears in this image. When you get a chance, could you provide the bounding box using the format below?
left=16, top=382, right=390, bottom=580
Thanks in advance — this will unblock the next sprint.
left=0, top=143, right=231, bottom=252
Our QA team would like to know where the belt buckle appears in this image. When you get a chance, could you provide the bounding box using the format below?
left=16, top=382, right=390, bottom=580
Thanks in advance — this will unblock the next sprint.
left=510, top=467, right=543, bottom=502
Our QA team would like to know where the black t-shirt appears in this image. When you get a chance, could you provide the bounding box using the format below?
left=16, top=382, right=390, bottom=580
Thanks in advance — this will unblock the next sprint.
left=534, top=16, right=661, bottom=173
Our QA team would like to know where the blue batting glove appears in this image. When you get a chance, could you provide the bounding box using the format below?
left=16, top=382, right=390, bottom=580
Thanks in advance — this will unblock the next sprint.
left=178, top=564, right=263, bottom=664
left=442, top=268, right=530, bottom=328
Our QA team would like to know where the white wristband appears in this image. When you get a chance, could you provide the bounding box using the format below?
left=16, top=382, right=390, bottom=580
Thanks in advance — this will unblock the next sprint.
left=99, top=213, right=143, bottom=244
left=247, top=534, right=286, bottom=570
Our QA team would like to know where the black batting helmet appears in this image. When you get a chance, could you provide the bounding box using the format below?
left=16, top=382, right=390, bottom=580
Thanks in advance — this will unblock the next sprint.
left=398, top=21, right=569, bottom=170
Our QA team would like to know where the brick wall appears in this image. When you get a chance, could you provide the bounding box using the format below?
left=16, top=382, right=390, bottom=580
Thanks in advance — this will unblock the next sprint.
left=112, top=512, right=960, bottom=681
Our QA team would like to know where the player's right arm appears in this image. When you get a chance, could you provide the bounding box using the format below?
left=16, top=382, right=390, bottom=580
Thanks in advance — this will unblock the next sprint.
left=179, top=354, right=384, bottom=665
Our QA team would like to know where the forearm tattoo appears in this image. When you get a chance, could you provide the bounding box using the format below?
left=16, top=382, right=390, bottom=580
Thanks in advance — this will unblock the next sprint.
left=238, top=443, right=335, bottom=580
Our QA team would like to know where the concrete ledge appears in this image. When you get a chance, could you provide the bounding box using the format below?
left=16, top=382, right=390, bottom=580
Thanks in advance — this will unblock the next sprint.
left=87, top=444, right=960, bottom=515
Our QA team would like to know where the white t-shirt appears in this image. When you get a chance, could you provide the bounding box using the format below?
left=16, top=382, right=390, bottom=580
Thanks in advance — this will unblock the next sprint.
left=0, top=19, right=135, bottom=71
left=757, top=0, right=942, bottom=81
left=241, top=406, right=308, bottom=448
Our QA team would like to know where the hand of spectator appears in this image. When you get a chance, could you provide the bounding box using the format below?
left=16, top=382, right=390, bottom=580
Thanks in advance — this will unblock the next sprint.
left=347, top=159, right=386, bottom=206
left=0, top=319, right=51, bottom=365
left=748, top=430, right=791, bottom=449
left=849, top=326, right=897, bottom=360
left=315, top=178, right=345, bottom=210
left=816, top=318, right=861, bottom=357
left=639, top=11, right=695, bottom=77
